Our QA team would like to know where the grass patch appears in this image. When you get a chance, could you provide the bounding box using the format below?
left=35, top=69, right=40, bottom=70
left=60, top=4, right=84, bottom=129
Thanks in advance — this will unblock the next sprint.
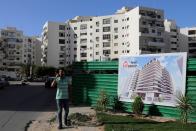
left=97, top=113, right=196, bottom=131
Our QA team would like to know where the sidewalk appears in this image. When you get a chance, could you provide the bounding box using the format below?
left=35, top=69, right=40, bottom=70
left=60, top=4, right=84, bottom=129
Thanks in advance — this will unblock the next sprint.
left=27, top=106, right=104, bottom=131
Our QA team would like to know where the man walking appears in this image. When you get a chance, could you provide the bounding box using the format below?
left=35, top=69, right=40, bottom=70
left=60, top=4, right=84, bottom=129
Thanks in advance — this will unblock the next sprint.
left=51, top=69, right=69, bottom=129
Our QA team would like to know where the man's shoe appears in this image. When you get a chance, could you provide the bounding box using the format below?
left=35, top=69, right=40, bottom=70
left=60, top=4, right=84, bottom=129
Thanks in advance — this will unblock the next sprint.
left=64, top=119, right=70, bottom=126
left=57, top=125, right=63, bottom=129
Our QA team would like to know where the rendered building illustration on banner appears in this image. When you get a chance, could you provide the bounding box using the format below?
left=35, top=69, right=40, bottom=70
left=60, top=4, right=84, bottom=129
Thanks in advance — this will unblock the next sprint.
left=118, top=53, right=187, bottom=107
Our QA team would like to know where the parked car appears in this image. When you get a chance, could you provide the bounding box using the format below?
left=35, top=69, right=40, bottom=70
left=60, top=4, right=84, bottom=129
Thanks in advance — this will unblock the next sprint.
left=0, top=78, right=9, bottom=89
left=45, top=77, right=56, bottom=88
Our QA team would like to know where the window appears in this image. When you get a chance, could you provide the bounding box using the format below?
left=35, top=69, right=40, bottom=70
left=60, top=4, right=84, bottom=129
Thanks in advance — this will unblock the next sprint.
left=188, top=30, right=196, bottom=35
left=188, top=37, right=196, bottom=41
left=59, top=25, right=65, bottom=30
left=171, top=29, right=177, bottom=32
left=80, top=24, right=87, bottom=30
left=59, top=61, right=64, bottom=64
left=74, top=41, right=77, bottom=44
left=80, top=39, right=87, bottom=43
left=90, top=26, right=93, bottom=28
left=74, top=34, right=77, bottom=38
left=114, top=43, right=118, bottom=46
left=80, top=33, right=87, bottom=36
left=114, top=20, right=118, bottom=23
left=96, top=44, right=99, bottom=47
left=90, top=33, right=92, bottom=36
left=114, top=51, right=118, bottom=54
left=103, top=18, right=111, bottom=24
left=96, top=37, right=99, bottom=41
left=59, top=32, right=65, bottom=37
left=96, top=22, right=99, bottom=26
left=81, top=45, right=87, bottom=50
left=74, top=27, right=77, bottom=30
left=122, top=27, right=124, bottom=29
left=96, top=29, right=99, bottom=32
left=60, top=46, right=65, bottom=51
left=127, top=50, right=130, bottom=53
left=152, top=29, right=156, bottom=33
left=103, top=50, right=111, bottom=55
left=59, top=54, right=64, bottom=58
left=103, top=34, right=111, bottom=40
left=171, top=35, right=177, bottom=38
left=103, top=26, right=111, bottom=32
left=96, top=52, right=99, bottom=55
left=103, top=42, right=110, bottom=47
left=157, top=32, right=161, bottom=36
left=59, top=39, right=65, bottom=44
left=127, top=17, right=129, bottom=21
left=90, top=19, right=92, bottom=21
left=81, top=53, right=87, bottom=57
left=114, top=28, right=118, bottom=33
left=114, top=35, right=118, bottom=39
left=189, top=43, right=196, bottom=47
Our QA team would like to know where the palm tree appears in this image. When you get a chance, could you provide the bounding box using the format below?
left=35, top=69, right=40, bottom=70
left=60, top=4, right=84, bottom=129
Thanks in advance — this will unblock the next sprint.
left=176, top=92, right=193, bottom=124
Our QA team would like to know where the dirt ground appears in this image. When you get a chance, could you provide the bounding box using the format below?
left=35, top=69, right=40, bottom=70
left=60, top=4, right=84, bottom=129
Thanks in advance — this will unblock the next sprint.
left=27, top=107, right=104, bottom=131
left=27, top=107, right=176, bottom=131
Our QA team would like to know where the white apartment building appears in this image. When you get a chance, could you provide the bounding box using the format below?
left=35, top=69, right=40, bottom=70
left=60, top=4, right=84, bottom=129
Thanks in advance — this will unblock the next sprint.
left=164, top=19, right=180, bottom=52
left=42, top=6, right=165, bottom=67
left=180, top=27, right=196, bottom=58
left=41, top=22, right=69, bottom=68
left=0, top=27, right=41, bottom=78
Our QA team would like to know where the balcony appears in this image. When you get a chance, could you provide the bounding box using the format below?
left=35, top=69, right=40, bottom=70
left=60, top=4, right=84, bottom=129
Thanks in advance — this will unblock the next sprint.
left=170, top=44, right=177, bottom=49
left=148, top=41, right=165, bottom=47
left=140, top=32, right=163, bottom=38
left=139, top=14, right=164, bottom=22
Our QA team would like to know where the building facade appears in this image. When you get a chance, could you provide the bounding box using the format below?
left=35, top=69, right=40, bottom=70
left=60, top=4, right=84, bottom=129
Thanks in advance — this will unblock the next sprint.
left=0, top=27, right=41, bottom=78
left=42, top=6, right=166, bottom=67
left=180, top=27, right=196, bottom=58
left=164, top=19, right=180, bottom=52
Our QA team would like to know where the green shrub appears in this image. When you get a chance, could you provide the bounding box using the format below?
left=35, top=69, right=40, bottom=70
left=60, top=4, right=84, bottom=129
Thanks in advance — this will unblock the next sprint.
left=132, top=96, right=144, bottom=116
left=96, top=90, right=109, bottom=112
left=112, top=96, right=126, bottom=112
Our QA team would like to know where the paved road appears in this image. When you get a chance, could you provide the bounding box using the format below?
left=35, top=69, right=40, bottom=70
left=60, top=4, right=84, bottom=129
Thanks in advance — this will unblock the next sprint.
left=0, top=82, right=56, bottom=131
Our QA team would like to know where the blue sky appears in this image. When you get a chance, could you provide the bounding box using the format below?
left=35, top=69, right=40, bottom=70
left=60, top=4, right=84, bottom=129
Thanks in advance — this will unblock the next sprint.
left=0, top=0, right=196, bottom=36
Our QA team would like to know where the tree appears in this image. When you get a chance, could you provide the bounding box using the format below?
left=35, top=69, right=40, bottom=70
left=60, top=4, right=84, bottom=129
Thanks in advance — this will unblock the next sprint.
left=176, top=93, right=193, bottom=124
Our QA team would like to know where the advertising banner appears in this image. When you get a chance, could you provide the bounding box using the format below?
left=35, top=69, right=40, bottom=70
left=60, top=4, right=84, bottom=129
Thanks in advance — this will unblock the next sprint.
left=118, top=53, right=187, bottom=106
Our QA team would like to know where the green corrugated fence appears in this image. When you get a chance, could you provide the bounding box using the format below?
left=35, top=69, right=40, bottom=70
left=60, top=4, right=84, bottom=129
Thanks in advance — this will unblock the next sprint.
left=72, top=58, right=196, bottom=122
